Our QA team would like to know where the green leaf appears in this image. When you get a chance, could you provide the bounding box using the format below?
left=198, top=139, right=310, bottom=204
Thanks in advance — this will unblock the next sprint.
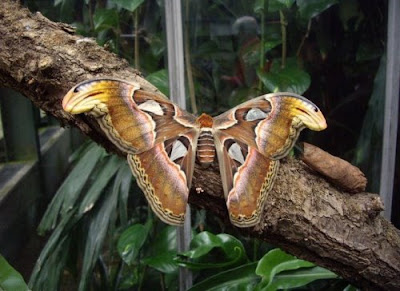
left=142, top=226, right=178, bottom=274
left=146, top=69, right=169, bottom=96
left=177, top=232, right=247, bottom=269
left=54, top=0, right=63, bottom=6
left=189, top=262, right=259, bottom=291
left=254, top=0, right=266, bottom=14
left=257, top=59, right=311, bottom=94
left=339, top=0, right=363, bottom=31
left=117, top=224, right=149, bottom=265
left=112, top=0, right=144, bottom=12
left=146, top=34, right=165, bottom=58
left=30, top=237, right=70, bottom=291
left=269, top=0, right=295, bottom=12
left=142, top=226, right=178, bottom=273
left=78, top=155, right=122, bottom=215
left=78, top=163, right=126, bottom=291
left=256, top=249, right=314, bottom=287
left=182, top=231, right=222, bottom=258
left=264, top=39, right=282, bottom=53
left=117, top=163, right=133, bottom=227
left=30, top=214, right=76, bottom=290
left=186, top=232, right=245, bottom=260
left=296, top=0, right=338, bottom=20
left=0, top=255, right=29, bottom=291
left=142, top=251, right=178, bottom=274
left=150, top=226, right=178, bottom=253
left=68, top=140, right=93, bottom=164
left=264, top=266, right=338, bottom=290
left=93, top=8, right=119, bottom=31
left=38, top=143, right=105, bottom=234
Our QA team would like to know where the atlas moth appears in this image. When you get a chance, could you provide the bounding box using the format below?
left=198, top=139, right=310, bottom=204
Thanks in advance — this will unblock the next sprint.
left=62, top=78, right=327, bottom=227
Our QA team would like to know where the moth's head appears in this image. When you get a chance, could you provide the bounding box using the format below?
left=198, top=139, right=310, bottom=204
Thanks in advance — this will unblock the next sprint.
left=281, top=95, right=327, bottom=131
left=62, top=79, right=113, bottom=114
left=294, top=105, right=327, bottom=131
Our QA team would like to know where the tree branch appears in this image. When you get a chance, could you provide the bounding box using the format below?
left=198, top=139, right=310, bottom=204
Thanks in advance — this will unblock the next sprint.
left=0, top=1, right=399, bottom=290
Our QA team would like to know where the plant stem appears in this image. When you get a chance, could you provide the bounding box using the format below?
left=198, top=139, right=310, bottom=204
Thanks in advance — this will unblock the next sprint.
left=134, top=9, right=140, bottom=70
left=97, top=255, right=109, bottom=290
left=184, top=0, right=197, bottom=114
left=258, top=11, right=265, bottom=91
left=138, top=265, right=148, bottom=291
left=160, top=273, right=166, bottom=291
left=296, top=19, right=312, bottom=57
left=87, top=0, right=94, bottom=34
left=112, top=260, right=124, bottom=291
left=279, top=10, right=287, bottom=68
left=257, top=0, right=268, bottom=92
left=258, top=1, right=266, bottom=70
left=253, top=239, right=260, bottom=261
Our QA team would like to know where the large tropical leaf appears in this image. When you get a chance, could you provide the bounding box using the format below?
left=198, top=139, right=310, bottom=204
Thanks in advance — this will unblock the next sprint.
left=177, top=232, right=247, bottom=270
left=112, top=0, right=144, bottom=12
left=117, top=223, right=150, bottom=265
left=296, top=0, right=338, bottom=20
left=38, top=143, right=105, bottom=234
left=255, top=249, right=338, bottom=290
left=142, top=226, right=179, bottom=274
left=0, top=255, right=29, bottom=291
left=78, top=163, right=127, bottom=291
left=189, top=262, right=259, bottom=291
left=146, top=69, right=169, bottom=96
left=256, top=248, right=314, bottom=287
left=264, top=266, right=338, bottom=290
left=257, top=58, right=311, bottom=94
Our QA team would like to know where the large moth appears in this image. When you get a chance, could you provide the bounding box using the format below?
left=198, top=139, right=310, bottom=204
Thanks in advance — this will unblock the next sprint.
left=62, top=78, right=327, bottom=227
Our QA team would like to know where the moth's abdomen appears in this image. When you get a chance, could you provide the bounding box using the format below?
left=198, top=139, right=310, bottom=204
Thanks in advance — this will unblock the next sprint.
left=196, top=113, right=216, bottom=166
left=196, top=130, right=215, bottom=166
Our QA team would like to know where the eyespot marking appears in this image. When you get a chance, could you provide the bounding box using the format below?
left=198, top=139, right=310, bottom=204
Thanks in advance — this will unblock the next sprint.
left=245, top=108, right=269, bottom=121
left=169, top=139, right=188, bottom=162
left=138, top=100, right=164, bottom=116
left=228, top=142, right=245, bottom=164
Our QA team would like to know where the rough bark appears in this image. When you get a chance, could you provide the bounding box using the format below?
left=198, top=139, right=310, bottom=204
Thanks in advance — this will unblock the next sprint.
left=0, top=1, right=399, bottom=290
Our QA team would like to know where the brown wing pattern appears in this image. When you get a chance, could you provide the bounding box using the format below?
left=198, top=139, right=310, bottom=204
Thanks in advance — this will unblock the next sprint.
left=214, top=133, right=279, bottom=226
left=128, top=129, right=198, bottom=225
left=213, top=92, right=327, bottom=227
left=213, top=92, right=327, bottom=159
left=63, top=79, right=327, bottom=228
left=63, top=78, right=199, bottom=225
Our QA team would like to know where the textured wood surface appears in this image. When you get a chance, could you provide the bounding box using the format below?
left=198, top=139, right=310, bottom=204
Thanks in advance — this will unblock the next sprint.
left=0, top=1, right=399, bottom=289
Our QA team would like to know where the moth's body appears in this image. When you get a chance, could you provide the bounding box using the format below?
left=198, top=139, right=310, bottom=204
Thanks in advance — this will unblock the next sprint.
left=196, top=114, right=216, bottom=166
left=63, top=78, right=327, bottom=227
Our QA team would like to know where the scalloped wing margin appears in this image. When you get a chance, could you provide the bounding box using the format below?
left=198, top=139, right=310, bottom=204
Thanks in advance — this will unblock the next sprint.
left=214, top=133, right=280, bottom=227
left=127, top=130, right=198, bottom=225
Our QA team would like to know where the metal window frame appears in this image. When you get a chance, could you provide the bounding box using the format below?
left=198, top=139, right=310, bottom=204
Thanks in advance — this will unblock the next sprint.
left=380, top=0, right=400, bottom=220
left=164, top=0, right=193, bottom=290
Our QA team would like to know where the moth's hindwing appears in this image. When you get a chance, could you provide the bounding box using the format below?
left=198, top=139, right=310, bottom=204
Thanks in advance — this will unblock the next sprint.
left=214, top=133, right=279, bottom=227
left=127, top=130, right=198, bottom=226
